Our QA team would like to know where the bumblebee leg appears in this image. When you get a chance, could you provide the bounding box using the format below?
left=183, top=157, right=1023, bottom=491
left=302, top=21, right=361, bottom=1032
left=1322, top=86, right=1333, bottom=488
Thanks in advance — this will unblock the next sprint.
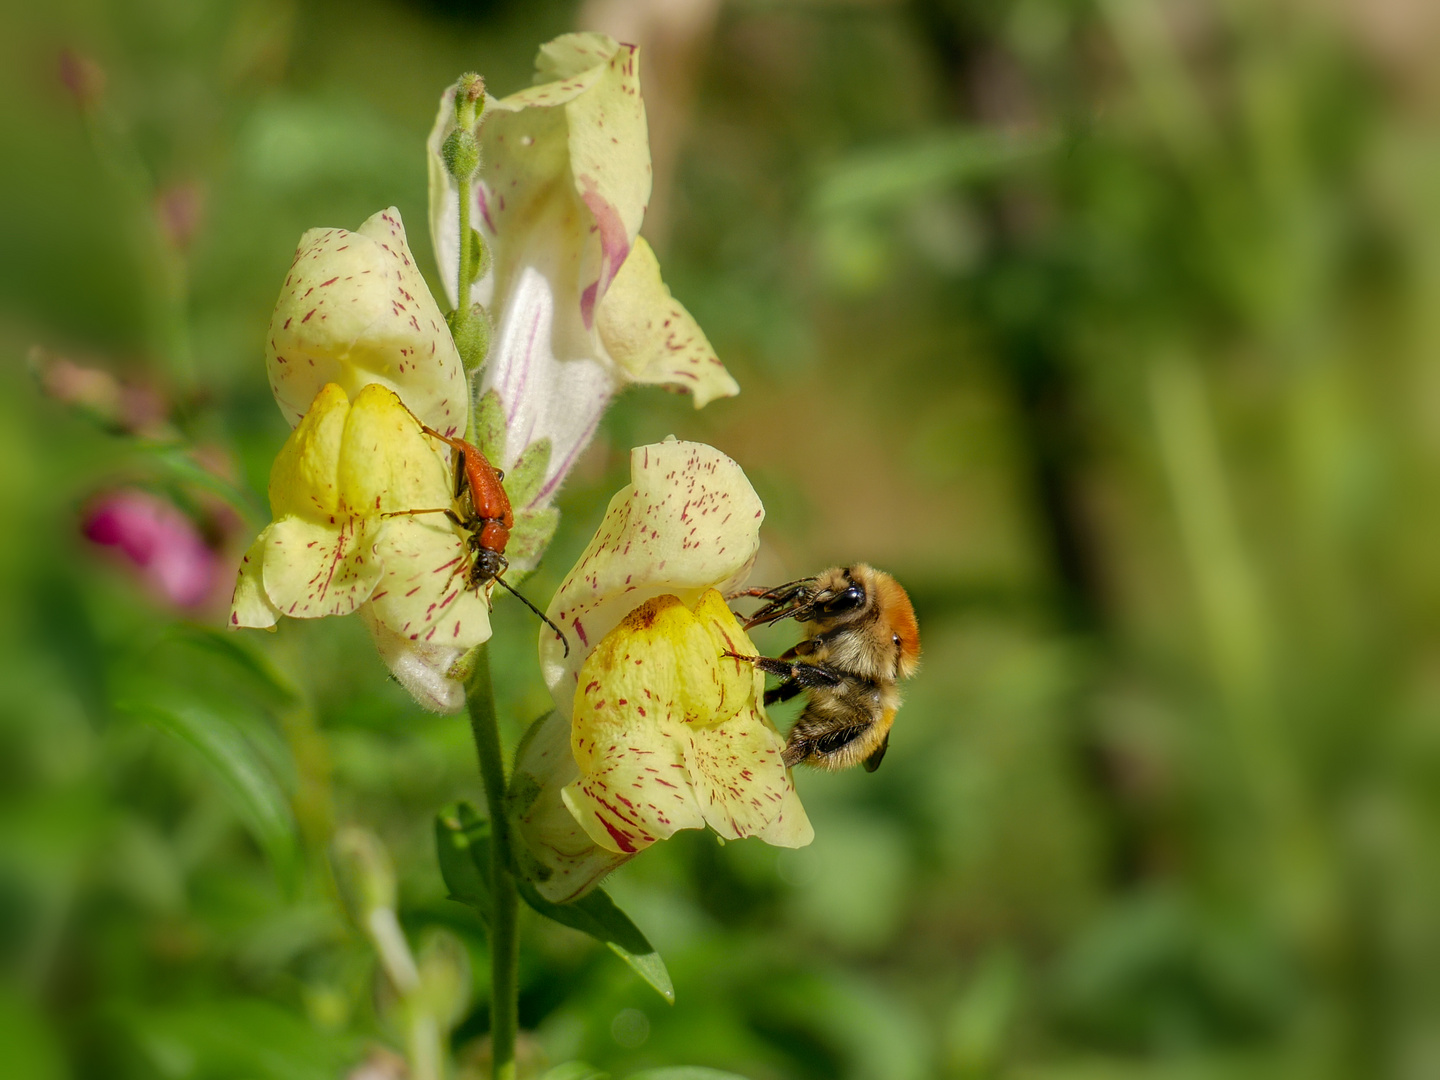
left=763, top=680, right=806, bottom=707
left=722, top=653, right=843, bottom=687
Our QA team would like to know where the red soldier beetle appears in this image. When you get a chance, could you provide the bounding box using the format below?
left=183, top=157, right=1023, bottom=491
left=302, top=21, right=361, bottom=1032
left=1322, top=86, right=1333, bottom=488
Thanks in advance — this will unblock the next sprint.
left=387, top=424, right=569, bottom=656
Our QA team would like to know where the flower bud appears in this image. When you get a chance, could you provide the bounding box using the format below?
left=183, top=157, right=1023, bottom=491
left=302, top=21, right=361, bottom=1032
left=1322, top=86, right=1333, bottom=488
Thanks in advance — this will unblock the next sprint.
left=447, top=302, right=491, bottom=371
left=441, top=129, right=480, bottom=183
left=415, top=928, right=471, bottom=1030
left=331, top=827, right=397, bottom=923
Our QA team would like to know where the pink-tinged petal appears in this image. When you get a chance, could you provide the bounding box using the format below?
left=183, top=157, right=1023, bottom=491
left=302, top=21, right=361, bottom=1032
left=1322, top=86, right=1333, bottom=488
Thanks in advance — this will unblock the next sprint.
left=267, top=208, right=465, bottom=437
left=596, top=238, right=739, bottom=408
left=83, top=489, right=220, bottom=608
left=541, top=440, right=763, bottom=709
left=481, top=257, right=619, bottom=485
left=259, top=515, right=382, bottom=619
left=565, top=42, right=647, bottom=319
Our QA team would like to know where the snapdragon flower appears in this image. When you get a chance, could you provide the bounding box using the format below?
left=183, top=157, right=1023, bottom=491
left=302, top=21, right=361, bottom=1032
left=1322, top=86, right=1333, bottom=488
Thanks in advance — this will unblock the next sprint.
left=230, top=383, right=491, bottom=712
left=427, top=34, right=739, bottom=528
left=508, top=439, right=812, bottom=902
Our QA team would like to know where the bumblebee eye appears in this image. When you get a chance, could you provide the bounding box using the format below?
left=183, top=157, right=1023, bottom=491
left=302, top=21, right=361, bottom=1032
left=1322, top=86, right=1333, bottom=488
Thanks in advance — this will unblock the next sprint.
left=818, top=584, right=866, bottom=616
left=892, top=633, right=901, bottom=648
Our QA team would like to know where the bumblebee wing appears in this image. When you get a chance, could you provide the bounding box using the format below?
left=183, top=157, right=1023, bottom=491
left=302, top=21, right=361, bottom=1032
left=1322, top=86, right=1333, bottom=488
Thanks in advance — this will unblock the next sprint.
left=862, top=732, right=890, bottom=772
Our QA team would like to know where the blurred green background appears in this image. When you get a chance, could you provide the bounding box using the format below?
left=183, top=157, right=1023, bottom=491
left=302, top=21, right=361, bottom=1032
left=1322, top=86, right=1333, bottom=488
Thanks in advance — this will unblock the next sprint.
left=4, top=0, right=1440, bottom=1077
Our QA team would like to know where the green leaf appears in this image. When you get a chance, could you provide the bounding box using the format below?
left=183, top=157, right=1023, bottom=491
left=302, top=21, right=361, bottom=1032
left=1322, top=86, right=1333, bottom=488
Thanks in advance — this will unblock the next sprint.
left=473, top=388, right=507, bottom=465
left=118, top=699, right=299, bottom=890
left=515, top=877, right=673, bottom=1004
left=539, top=1064, right=610, bottom=1080
left=627, top=1071, right=752, bottom=1080
left=442, top=800, right=672, bottom=1002
left=119, top=997, right=359, bottom=1080
left=435, top=804, right=493, bottom=923
left=503, top=437, right=552, bottom=510
left=811, top=128, right=1057, bottom=217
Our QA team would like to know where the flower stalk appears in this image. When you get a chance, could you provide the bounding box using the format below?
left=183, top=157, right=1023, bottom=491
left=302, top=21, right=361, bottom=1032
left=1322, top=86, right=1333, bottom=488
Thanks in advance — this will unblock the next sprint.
left=465, top=646, right=519, bottom=1080
left=443, top=73, right=490, bottom=391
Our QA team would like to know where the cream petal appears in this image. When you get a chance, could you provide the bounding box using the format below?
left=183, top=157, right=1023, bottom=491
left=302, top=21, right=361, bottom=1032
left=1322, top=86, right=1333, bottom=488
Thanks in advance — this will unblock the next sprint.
left=508, top=709, right=635, bottom=902
left=365, top=517, right=492, bottom=656
left=229, top=530, right=280, bottom=629
left=267, top=209, right=466, bottom=437
left=427, top=37, right=738, bottom=511
left=258, top=515, right=382, bottom=619
left=684, top=705, right=813, bottom=848
left=596, top=237, right=739, bottom=409
left=541, top=440, right=763, bottom=709
left=360, top=607, right=468, bottom=715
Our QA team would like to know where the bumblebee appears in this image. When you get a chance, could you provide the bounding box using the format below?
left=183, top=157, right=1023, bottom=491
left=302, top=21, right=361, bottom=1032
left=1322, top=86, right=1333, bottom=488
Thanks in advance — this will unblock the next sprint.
left=728, top=564, right=920, bottom=771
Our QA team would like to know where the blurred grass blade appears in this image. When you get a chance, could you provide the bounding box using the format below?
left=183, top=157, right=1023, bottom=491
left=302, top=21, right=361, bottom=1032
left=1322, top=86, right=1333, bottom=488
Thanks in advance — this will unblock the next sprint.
left=435, top=804, right=493, bottom=923
left=118, top=699, right=300, bottom=889
left=161, top=623, right=299, bottom=703
left=137, top=442, right=267, bottom=528
left=811, top=128, right=1056, bottom=217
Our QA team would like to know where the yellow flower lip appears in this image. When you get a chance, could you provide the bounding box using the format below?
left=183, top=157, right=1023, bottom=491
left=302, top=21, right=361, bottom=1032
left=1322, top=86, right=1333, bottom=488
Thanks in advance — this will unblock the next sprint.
left=230, top=383, right=493, bottom=712
left=562, top=590, right=810, bottom=855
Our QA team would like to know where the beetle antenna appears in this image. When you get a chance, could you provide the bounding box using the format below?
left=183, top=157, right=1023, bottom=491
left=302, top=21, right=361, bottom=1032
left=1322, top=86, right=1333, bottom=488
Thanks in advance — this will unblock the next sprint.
left=494, top=575, right=570, bottom=657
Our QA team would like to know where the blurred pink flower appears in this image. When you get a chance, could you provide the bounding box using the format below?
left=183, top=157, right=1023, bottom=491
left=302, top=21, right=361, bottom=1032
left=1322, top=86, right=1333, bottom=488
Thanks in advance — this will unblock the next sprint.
left=83, top=490, right=219, bottom=608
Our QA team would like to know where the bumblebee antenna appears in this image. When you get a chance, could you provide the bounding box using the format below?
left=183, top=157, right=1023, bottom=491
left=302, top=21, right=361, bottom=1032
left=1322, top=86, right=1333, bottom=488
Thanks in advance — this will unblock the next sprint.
left=495, top=575, right=570, bottom=657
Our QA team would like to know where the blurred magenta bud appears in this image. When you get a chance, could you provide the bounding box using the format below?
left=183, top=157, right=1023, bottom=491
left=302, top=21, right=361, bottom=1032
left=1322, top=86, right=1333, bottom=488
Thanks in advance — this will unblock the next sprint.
left=83, top=490, right=218, bottom=608
left=30, top=347, right=171, bottom=437
left=155, top=182, right=206, bottom=252
left=58, top=49, right=105, bottom=109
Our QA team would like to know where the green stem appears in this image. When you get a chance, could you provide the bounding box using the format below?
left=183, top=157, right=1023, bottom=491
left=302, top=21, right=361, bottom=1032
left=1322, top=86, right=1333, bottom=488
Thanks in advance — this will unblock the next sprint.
left=465, top=646, right=519, bottom=1080
left=455, top=174, right=475, bottom=328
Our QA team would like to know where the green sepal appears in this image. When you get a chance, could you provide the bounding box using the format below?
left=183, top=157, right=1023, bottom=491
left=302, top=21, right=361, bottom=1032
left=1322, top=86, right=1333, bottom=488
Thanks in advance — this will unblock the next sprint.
left=442, top=129, right=480, bottom=182
left=473, top=389, right=507, bottom=465
left=467, top=226, right=490, bottom=283
left=503, top=437, right=551, bottom=510
left=503, top=507, right=560, bottom=584
left=435, top=803, right=494, bottom=924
